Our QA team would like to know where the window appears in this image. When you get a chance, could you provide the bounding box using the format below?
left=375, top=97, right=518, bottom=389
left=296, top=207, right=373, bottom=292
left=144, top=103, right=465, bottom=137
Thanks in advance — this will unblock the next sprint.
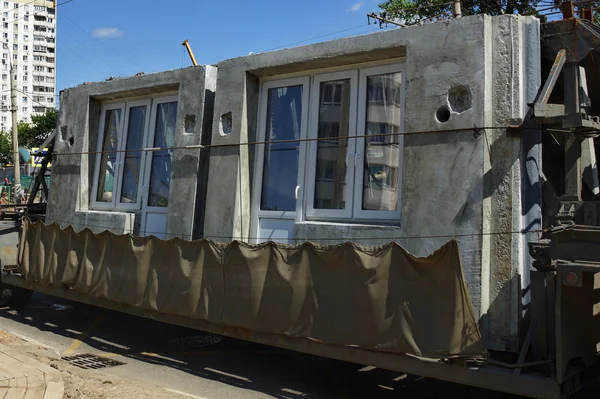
left=13, top=34, right=17, bottom=40
left=3, top=2, right=7, bottom=8
left=2, top=53, right=7, bottom=60
left=22, top=107, right=26, bottom=113
left=2, top=23, right=6, bottom=29
left=22, top=65, right=26, bottom=71
left=23, top=35, right=28, bottom=41
left=1, top=117, right=6, bottom=122
left=47, top=67, right=53, bottom=73
left=22, top=55, right=27, bottom=61
left=2, top=11, right=6, bottom=16
left=92, top=96, right=178, bottom=210
left=255, top=63, right=404, bottom=226
left=22, top=75, right=26, bottom=81
left=24, top=15, right=28, bottom=21
left=2, top=74, right=6, bottom=80
left=22, top=96, right=27, bottom=103
left=12, top=44, right=17, bottom=51
left=21, top=86, right=26, bottom=92
left=12, top=54, right=16, bottom=60
left=23, top=45, right=27, bottom=51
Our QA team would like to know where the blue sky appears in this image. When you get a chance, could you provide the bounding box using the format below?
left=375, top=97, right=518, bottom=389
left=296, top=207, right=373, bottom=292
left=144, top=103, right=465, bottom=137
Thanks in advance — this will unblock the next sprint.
left=56, top=0, right=388, bottom=94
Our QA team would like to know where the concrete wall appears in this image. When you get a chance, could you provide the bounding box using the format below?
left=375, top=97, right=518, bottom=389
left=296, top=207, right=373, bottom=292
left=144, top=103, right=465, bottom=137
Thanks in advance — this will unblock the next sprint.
left=203, top=15, right=541, bottom=352
left=46, top=66, right=217, bottom=238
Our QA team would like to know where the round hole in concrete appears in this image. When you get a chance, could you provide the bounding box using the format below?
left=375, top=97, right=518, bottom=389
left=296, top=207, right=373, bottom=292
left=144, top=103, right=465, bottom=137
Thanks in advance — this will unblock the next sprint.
left=448, top=85, right=472, bottom=113
left=436, top=106, right=451, bottom=123
left=68, top=137, right=74, bottom=147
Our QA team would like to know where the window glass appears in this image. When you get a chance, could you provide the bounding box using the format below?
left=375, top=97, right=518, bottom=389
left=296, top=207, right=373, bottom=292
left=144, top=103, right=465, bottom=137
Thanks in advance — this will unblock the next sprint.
left=96, top=108, right=121, bottom=203
left=313, top=79, right=350, bottom=210
left=361, top=72, right=402, bottom=211
left=147, top=101, right=177, bottom=207
left=260, top=85, right=303, bottom=211
left=119, top=105, right=146, bottom=204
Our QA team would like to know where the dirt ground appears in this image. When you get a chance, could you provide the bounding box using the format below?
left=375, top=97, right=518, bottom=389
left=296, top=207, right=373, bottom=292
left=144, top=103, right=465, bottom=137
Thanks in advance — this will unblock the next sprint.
left=1, top=330, right=189, bottom=399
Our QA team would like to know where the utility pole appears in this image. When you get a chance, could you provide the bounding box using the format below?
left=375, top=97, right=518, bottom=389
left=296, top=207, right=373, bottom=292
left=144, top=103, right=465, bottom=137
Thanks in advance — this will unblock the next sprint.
left=453, top=0, right=462, bottom=18
left=10, top=61, right=20, bottom=203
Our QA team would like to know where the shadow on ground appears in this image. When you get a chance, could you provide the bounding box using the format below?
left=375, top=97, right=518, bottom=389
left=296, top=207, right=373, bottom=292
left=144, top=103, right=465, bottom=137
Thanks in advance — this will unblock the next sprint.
left=0, top=292, right=571, bottom=399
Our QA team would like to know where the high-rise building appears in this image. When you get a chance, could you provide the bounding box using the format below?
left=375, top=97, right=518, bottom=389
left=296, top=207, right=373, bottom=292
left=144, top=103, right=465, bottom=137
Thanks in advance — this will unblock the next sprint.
left=0, top=0, right=56, bottom=132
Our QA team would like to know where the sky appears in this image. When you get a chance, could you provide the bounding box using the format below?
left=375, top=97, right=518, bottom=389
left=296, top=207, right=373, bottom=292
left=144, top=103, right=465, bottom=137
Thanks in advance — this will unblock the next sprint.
left=56, top=0, right=390, bottom=95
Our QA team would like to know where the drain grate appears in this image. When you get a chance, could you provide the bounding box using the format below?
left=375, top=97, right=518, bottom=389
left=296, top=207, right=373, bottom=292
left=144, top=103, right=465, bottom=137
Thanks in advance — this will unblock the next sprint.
left=63, top=354, right=126, bottom=370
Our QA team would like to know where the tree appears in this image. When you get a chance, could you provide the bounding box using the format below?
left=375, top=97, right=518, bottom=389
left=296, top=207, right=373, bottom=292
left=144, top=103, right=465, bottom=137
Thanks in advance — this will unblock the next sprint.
left=377, top=0, right=541, bottom=26
left=18, top=108, right=58, bottom=149
left=0, top=109, right=58, bottom=166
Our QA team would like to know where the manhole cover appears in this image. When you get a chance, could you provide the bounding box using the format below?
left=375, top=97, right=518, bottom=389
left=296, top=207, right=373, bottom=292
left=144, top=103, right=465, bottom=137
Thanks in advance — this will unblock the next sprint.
left=63, top=354, right=126, bottom=370
left=168, top=334, right=223, bottom=349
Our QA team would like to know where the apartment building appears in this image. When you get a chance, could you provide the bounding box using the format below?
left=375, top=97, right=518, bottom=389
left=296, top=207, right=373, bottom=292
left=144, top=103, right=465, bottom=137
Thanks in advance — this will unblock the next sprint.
left=0, top=0, right=56, bottom=132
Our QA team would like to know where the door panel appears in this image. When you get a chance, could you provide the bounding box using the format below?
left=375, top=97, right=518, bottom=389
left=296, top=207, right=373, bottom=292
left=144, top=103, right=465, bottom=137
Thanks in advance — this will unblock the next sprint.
left=251, top=77, right=309, bottom=244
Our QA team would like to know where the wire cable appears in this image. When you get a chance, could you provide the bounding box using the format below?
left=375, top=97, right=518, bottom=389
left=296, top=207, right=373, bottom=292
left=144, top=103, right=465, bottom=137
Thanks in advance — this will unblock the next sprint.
left=11, top=216, right=546, bottom=241
left=51, top=125, right=535, bottom=158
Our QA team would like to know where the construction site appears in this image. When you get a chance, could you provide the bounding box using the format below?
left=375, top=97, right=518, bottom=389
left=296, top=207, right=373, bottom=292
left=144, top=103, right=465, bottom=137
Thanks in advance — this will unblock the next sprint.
left=1, top=1, right=600, bottom=398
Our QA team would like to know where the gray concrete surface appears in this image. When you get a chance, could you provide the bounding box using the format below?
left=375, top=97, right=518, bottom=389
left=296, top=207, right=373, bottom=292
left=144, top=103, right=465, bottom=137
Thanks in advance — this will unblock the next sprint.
left=204, top=14, right=541, bottom=351
left=6, top=292, right=600, bottom=399
left=0, top=338, right=64, bottom=398
left=48, top=66, right=217, bottom=239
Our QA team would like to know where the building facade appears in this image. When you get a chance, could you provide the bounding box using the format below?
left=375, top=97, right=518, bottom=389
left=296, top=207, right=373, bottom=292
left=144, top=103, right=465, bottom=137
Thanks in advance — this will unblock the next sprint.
left=0, top=0, right=56, bottom=131
left=48, top=14, right=541, bottom=353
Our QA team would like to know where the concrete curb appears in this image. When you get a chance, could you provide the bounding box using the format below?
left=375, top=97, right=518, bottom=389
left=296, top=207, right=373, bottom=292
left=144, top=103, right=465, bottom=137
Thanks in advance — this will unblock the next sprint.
left=0, top=343, right=64, bottom=398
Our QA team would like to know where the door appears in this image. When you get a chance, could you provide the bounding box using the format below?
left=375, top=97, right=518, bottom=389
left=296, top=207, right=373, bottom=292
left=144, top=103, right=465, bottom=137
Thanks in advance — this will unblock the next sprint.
left=251, top=77, right=309, bottom=244
left=140, top=96, right=178, bottom=240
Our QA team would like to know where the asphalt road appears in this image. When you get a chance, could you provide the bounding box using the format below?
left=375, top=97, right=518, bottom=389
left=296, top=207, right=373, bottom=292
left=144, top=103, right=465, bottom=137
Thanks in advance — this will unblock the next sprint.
left=0, top=292, right=597, bottom=399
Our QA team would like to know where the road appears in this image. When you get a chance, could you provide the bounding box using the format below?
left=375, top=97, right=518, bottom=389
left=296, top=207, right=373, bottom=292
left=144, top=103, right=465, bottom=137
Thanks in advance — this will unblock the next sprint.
left=0, top=292, right=597, bottom=399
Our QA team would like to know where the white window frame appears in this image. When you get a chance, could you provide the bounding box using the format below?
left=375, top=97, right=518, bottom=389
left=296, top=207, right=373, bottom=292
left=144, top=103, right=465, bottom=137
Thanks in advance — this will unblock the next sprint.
left=140, top=94, right=179, bottom=213
left=114, top=99, right=152, bottom=210
left=253, top=61, right=406, bottom=229
left=353, top=63, right=405, bottom=220
left=91, top=102, right=126, bottom=210
left=250, top=76, right=310, bottom=240
left=304, top=69, right=358, bottom=220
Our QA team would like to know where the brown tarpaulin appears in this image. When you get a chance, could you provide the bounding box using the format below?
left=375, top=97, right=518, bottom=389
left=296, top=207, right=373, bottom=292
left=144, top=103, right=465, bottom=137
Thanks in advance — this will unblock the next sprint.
left=17, top=218, right=485, bottom=358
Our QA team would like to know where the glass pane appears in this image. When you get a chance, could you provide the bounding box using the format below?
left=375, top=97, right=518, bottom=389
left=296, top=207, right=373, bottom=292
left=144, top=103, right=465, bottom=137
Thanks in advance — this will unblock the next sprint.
left=119, top=105, right=146, bottom=204
left=313, top=79, right=351, bottom=210
left=362, top=72, right=402, bottom=211
left=96, top=108, right=121, bottom=203
left=148, top=101, right=177, bottom=207
left=260, top=85, right=303, bottom=211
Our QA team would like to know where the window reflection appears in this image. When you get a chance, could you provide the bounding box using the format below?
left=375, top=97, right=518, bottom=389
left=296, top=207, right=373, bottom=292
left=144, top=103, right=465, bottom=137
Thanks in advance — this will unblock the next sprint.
left=313, top=79, right=351, bottom=210
left=96, top=108, right=121, bottom=203
left=148, top=102, right=177, bottom=207
left=362, top=72, right=402, bottom=211
left=120, top=105, right=146, bottom=204
left=260, top=85, right=303, bottom=211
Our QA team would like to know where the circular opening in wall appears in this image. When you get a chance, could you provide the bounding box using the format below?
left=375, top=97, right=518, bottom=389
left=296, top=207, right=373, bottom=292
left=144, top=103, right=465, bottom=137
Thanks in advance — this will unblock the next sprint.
left=436, top=106, right=451, bottom=123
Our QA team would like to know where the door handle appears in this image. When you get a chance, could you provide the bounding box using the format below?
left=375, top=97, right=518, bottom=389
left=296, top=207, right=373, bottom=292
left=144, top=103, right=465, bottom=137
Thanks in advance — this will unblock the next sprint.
left=355, top=152, right=362, bottom=166
left=295, top=185, right=301, bottom=200
left=346, top=152, right=354, bottom=167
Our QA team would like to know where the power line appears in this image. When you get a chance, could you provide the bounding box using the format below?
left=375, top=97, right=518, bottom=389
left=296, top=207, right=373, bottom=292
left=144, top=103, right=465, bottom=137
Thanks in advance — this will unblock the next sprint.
left=59, top=14, right=141, bottom=70
left=59, top=22, right=123, bottom=75
left=51, top=125, right=533, bottom=158
left=18, top=216, right=545, bottom=241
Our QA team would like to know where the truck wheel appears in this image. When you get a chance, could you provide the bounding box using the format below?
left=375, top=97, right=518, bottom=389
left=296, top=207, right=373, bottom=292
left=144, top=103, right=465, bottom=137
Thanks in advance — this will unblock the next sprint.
left=0, top=279, right=32, bottom=308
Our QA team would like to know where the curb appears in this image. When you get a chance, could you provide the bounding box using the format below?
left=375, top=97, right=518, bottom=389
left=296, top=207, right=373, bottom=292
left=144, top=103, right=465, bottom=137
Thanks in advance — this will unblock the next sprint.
left=0, top=343, right=64, bottom=398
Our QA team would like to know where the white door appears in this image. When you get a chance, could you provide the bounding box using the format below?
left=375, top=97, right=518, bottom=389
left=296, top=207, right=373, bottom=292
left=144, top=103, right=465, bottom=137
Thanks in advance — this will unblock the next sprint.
left=140, top=96, right=178, bottom=240
left=251, top=77, right=309, bottom=244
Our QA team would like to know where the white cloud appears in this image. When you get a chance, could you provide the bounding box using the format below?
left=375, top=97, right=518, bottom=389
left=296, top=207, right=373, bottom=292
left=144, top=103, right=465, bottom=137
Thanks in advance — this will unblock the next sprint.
left=91, top=27, right=124, bottom=38
left=346, top=2, right=364, bottom=12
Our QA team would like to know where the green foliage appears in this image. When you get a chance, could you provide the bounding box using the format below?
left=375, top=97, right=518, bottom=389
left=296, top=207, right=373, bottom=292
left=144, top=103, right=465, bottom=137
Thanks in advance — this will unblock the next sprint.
left=0, top=109, right=58, bottom=166
left=377, top=0, right=540, bottom=25
left=0, top=133, right=12, bottom=165
left=18, top=108, right=58, bottom=149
